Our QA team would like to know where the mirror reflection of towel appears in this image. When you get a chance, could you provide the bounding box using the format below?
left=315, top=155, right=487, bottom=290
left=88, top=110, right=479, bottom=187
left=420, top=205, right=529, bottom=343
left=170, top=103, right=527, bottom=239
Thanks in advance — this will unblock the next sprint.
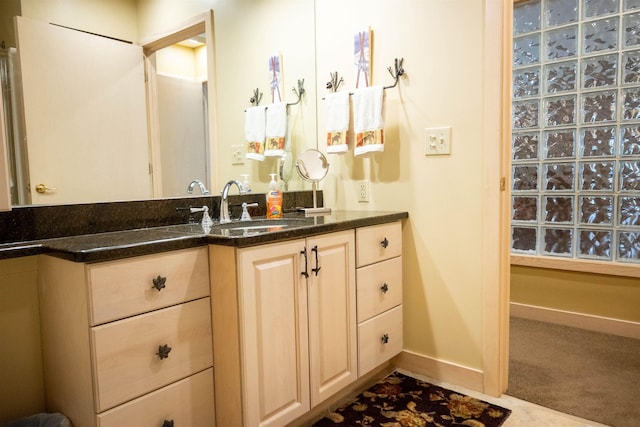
left=265, top=102, right=287, bottom=157
left=245, top=105, right=266, bottom=161
left=325, top=92, right=350, bottom=154
left=353, top=85, right=384, bottom=156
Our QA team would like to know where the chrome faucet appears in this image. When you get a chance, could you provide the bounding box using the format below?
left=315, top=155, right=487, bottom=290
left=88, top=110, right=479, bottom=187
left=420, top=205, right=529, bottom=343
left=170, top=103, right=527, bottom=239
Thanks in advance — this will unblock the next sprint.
left=219, top=180, right=246, bottom=223
left=187, top=179, right=209, bottom=195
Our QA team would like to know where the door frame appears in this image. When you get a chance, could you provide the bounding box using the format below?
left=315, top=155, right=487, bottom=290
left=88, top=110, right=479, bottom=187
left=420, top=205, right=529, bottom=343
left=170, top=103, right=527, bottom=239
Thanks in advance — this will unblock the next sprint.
left=0, top=83, right=11, bottom=211
left=141, top=10, right=219, bottom=196
left=482, top=0, right=512, bottom=396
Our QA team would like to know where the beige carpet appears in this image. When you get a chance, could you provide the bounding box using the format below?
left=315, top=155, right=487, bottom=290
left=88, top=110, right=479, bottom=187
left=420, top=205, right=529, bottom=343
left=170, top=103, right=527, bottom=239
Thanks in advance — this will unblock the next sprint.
left=508, top=317, right=640, bottom=427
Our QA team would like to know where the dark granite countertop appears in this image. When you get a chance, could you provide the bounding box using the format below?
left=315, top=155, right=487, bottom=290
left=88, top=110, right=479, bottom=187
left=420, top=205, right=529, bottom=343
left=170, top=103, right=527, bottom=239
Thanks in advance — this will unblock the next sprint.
left=0, top=210, right=408, bottom=263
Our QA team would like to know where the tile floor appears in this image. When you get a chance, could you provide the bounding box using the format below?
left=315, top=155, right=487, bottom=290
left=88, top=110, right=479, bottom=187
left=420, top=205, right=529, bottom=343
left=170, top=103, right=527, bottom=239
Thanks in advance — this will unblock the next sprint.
left=396, top=369, right=610, bottom=427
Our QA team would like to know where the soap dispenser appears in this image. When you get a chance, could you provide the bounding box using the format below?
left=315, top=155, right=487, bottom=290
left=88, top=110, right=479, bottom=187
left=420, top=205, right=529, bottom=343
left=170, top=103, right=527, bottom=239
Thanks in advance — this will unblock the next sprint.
left=240, top=174, right=252, bottom=193
left=266, top=173, right=283, bottom=219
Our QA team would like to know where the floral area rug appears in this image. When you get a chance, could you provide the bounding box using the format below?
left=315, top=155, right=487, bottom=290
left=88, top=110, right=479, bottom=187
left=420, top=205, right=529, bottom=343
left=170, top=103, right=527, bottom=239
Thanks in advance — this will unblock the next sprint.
left=313, top=371, right=511, bottom=427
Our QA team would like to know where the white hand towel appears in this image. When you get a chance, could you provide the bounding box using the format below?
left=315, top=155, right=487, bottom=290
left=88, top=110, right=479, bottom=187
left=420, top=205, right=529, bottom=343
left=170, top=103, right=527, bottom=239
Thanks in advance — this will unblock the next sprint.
left=324, top=92, right=350, bottom=154
left=245, top=105, right=266, bottom=161
left=265, top=102, right=287, bottom=157
left=353, top=85, right=384, bottom=156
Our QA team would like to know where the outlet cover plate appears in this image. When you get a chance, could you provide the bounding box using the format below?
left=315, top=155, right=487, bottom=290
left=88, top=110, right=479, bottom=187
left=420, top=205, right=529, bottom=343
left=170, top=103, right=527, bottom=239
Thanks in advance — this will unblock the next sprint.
left=357, top=180, right=369, bottom=202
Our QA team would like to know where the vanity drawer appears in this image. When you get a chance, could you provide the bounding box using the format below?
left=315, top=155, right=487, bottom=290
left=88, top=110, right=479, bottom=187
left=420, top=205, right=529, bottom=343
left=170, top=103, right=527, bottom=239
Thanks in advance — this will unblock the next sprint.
left=356, top=222, right=402, bottom=267
left=88, top=247, right=210, bottom=325
left=97, top=368, right=215, bottom=427
left=91, top=297, right=213, bottom=412
left=358, top=305, right=403, bottom=377
left=356, top=256, right=402, bottom=323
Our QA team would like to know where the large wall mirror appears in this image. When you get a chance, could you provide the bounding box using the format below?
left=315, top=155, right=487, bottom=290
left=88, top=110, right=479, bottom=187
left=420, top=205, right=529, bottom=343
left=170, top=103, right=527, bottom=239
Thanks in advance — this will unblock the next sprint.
left=0, top=0, right=317, bottom=208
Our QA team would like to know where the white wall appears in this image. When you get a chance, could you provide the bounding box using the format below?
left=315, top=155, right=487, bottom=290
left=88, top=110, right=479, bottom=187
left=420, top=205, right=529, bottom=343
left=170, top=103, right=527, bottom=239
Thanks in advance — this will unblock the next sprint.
left=21, top=0, right=138, bottom=42
left=315, top=0, right=501, bottom=379
left=0, top=257, right=43, bottom=424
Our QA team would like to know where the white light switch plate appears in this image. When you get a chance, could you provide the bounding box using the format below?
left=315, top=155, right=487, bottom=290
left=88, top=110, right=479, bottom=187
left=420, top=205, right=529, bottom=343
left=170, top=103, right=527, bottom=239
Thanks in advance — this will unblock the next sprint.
left=425, top=126, right=452, bottom=156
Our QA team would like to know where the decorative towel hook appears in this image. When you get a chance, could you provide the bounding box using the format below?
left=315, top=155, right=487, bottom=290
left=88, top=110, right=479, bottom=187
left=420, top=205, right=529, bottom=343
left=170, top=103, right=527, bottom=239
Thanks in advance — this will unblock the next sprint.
left=287, top=79, right=305, bottom=106
left=384, top=58, right=405, bottom=90
left=321, top=58, right=406, bottom=99
left=249, top=88, right=263, bottom=106
left=326, top=72, right=344, bottom=93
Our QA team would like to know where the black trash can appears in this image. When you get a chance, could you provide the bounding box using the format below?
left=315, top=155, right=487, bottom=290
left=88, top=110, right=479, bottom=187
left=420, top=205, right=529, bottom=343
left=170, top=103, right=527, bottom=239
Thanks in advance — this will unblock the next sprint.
left=3, top=413, right=71, bottom=427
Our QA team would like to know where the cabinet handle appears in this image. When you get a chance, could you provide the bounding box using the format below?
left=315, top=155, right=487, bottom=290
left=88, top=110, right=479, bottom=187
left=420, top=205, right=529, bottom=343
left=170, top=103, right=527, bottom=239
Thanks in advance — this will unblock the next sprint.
left=381, top=333, right=389, bottom=344
left=311, top=245, right=321, bottom=276
left=152, top=275, right=167, bottom=291
left=156, top=344, right=172, bottom=360
left=381, top=237, right=389, bottom=248
left=380, top=283, right=389, bottom=293
left=300, top=248, right=309, bottom=278
left=162, top=420, right=174, bottom=427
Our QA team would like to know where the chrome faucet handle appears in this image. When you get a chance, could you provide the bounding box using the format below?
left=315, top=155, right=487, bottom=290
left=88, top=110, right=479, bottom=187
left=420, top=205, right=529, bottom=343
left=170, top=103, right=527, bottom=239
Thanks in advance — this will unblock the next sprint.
left=190, top=206, right=213, bottom=230
left=240, top=202, right=259, bottom=221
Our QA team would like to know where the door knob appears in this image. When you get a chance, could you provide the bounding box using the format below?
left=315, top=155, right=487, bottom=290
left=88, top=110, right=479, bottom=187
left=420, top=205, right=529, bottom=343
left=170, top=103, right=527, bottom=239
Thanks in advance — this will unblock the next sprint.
left=35, top=183, right=56, bottom=194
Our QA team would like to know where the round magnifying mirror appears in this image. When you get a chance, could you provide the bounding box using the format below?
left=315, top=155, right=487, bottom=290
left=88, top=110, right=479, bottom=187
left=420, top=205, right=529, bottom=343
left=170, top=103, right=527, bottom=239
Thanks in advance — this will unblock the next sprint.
left=296, top=149, right=329, bottom=182
left=296, top=149, right=331, bottom=215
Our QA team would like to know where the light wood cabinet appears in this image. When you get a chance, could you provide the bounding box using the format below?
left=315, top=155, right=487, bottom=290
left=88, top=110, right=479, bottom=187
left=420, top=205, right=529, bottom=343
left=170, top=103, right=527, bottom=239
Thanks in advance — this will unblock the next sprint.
left=211, top=230, right=357, bottom=427
left=97, top=368, right=215, bottom=427
left=38, top=247, right=215, bottom=427
left=355, top=221, right=403, bottom=377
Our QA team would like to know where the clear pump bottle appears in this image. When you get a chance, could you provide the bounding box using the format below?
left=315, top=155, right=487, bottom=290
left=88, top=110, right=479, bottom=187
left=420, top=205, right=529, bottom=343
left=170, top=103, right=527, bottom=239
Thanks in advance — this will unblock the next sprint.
left=240, top=174, right=251, bottom=193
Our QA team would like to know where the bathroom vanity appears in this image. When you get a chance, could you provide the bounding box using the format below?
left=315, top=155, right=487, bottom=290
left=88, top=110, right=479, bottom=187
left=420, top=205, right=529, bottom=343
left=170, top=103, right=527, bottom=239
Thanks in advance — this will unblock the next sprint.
left=210, top=220, right=403, bottom=426
left=38, top=247, right=215, bottom=426
left=1, top=208, right=407, bottom=427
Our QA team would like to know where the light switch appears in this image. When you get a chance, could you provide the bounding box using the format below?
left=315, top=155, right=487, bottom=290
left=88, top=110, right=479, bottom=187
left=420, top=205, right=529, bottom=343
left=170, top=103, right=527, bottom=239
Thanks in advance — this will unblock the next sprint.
left=424, top=126, right=452, bottom=156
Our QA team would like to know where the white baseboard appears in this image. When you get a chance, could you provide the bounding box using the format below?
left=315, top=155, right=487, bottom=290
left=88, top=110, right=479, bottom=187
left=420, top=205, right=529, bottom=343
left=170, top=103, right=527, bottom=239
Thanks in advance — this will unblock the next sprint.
left=393, top=350, right=484, bottom=394
left=510, top=302, right=640, bottom=340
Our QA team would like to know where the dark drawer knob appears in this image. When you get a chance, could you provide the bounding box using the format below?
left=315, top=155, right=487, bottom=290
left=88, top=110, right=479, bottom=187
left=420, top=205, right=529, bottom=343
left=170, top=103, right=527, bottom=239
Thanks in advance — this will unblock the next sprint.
left=156, top=344, right=172, bottom=360
left=162, top=420, right=174, bottom=427
left=152, top=275, right=167, bottom=291
left=381, top=333, right=389, bottom=344
left=381, top=237, right=389, bottom=248
left=380, top=283, right=389, bottom=293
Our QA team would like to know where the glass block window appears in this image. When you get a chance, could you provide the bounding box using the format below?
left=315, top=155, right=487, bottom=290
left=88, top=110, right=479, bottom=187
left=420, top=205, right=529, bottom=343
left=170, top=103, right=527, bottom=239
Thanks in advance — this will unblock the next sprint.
left=513, top=0, right=640, bottom=263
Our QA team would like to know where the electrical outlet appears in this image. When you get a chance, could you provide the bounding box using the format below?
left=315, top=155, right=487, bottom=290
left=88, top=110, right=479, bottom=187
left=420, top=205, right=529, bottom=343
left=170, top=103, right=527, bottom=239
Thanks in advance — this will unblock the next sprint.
left=357, top=180, right=369, bottom=202
left=231, top=145, right=244, bottom=165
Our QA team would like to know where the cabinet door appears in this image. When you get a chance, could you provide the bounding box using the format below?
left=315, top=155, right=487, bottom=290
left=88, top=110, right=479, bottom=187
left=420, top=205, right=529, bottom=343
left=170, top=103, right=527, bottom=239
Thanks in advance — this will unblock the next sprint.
left=237, top=239, right=310, bottom=427
left=306, top=230, right=357, bottom=407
